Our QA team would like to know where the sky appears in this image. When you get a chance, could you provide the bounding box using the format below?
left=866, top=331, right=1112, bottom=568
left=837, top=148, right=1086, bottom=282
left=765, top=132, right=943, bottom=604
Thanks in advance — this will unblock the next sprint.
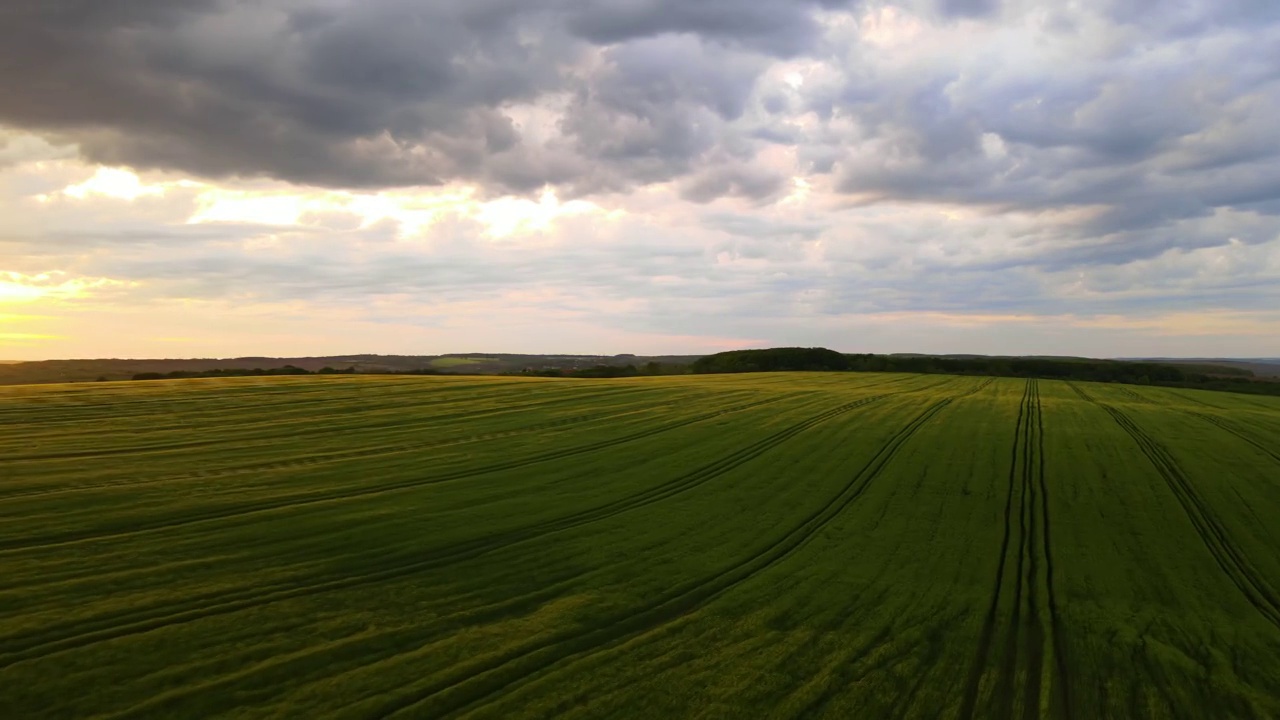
left=1, top=0, right=1278, bottom=360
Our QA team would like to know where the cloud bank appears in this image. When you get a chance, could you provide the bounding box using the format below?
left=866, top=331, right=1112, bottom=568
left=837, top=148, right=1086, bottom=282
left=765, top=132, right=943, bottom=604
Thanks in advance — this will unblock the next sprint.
left=0, top=0, right=1277, bottom=358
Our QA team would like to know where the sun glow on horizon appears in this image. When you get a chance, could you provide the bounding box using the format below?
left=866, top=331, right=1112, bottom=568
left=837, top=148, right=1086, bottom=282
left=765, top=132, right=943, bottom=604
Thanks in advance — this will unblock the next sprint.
left=0, top=272, right=133, bottom=305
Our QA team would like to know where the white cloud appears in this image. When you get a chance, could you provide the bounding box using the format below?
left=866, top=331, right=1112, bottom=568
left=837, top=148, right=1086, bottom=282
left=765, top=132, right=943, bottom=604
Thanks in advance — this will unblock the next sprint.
left=0, top=0, right=1277, bottom=358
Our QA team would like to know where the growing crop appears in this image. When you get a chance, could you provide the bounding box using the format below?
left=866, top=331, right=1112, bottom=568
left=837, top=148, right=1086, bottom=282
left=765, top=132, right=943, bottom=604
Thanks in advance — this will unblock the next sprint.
left=1, top=373, right=1278, bottom=718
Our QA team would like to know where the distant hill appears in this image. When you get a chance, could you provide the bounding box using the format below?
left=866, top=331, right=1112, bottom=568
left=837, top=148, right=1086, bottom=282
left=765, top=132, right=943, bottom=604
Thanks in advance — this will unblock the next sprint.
left=686, top=349, right=1280, bottom=397
left=0, top=354, right=703, bottom=386
left=3, top=350, right=1276, bottom=389
left=1119, top=358, right=1280, bottom=378
left=890, top=353, right=1262, bottom=377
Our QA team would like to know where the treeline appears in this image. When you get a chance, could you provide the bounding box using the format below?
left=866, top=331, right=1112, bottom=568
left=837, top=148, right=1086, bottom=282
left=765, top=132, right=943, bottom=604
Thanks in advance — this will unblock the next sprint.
left=132, top=366, right=355, bottom=380
left=691, top=347, right=852, bottom=373
left=691, top=347, right=1280, bottom=397
left=129, top=363, right=688, bottom=381
left=125, top=348, right=1280, bottom=398
left=844, top=354, right=1188, bottom=383
left=517, top=362, right=687, bottom=378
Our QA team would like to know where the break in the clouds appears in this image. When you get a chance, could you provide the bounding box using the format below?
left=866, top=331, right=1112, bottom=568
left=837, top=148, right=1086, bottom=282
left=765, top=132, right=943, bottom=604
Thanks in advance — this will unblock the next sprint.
left=0, top=0, right=1278, bottom=359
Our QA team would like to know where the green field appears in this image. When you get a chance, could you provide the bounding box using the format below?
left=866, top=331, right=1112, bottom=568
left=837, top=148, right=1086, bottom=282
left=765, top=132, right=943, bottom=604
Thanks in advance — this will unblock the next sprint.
left=2, top=373, right=1280, bottom=718
left=429, top=357, right=496, bottom=369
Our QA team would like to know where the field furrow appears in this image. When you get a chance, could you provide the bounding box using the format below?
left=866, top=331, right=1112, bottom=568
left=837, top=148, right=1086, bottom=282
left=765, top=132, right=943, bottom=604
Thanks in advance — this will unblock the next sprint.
left=2, top=373, right=1279, bottom=719
left=363, top=384, right=981, bottom=719
left=961, top=380, right=1074, bottom=720
left=1067, top=382, right=1280, bottom=630
left=0, top=394, right=796, bottom=552
left=0, top=392, right=900, bottom=668
left=1185, top=410, right=1280, bottom=466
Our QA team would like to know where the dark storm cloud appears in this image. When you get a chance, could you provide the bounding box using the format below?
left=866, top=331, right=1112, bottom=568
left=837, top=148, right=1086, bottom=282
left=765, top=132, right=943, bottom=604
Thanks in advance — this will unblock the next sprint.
left=0, top=1, right=574, bottom=188
left=820, top=5, right=1280, bottom=266
left=564, top=0, right=849, bottom=57
left=2, top=0, right=1279, bottom=315
left=554, top=33, right=775, bottom=195
left=0, top=0, right=839, bottom=196
left=679, top=162, right=787, bottom=204
left=1102, top=0, right=1280, bottom=36
left=934, top=0, right=1000, bottom=19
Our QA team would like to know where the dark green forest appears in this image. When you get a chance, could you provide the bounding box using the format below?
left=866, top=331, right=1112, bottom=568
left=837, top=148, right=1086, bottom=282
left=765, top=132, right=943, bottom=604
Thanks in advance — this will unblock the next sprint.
left=120, top=347, right=1280, bottom=397
left=692, top=348, right=1280, bottom=396
left=132, top=366, right=356, bottom=380
left=691, top=347, right=852, bottom=373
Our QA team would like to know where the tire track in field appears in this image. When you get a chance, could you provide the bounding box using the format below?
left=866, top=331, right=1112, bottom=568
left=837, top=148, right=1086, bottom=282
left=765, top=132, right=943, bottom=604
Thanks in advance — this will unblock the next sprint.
left=0, top=377, right=454, bottom=429
left=796, top=616, right=946, bottom=720
left=1111, top=385, right=1149, bottom=404
left=1037, top=381, right=1073, bottom=720
left=798, top=595, right=967, bottom=720
left=962, top=380, right=1070, bottom=720
left=0, top=377, right=535, bottom=426
left=0, top=384, right=663, bottom=464
left=0, top=393, right=885, bottom=667
left=1067, top=382, right=1280, bottom=631
left=1183, top=411, right=1280, bottom=466
left=996, top=378, right=1038, bottom=720
left=0, top=384, right=519, bottom=459
left=0, top=394, right=792, bottom=554
left=365, top=380, right=992, bottom=719
left=1162, top=388, right=1280, bottom=415
left=887, top=630, right=952, bottom=720
left=3, top=385, right=743, bottom=496
left=3, top=379, right=956, bottom=550
left=0, top=394, right=694, bottom=502
left=960, top=379, right=1029, bottom=720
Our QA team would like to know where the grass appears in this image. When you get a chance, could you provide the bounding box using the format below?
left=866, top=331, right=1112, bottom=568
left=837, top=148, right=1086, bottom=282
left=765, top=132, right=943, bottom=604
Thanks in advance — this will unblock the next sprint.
left=1, top=373, right=1279, bottom=718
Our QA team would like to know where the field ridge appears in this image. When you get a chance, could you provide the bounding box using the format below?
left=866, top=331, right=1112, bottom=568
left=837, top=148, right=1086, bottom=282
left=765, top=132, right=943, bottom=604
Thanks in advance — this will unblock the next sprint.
left=1067, top=382, right=1280, bottom=630
left=363, top=380, right=992, bottom=718
left=0, top=391, right=895, bottom=668
left=0, top=394, right=797, bottom=553
left=3, top=373, right=1280, bottom=718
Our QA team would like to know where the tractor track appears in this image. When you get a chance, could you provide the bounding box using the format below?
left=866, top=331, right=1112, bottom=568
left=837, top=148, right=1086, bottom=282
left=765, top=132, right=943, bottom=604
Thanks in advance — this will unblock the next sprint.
left=1067, top=382, right=1280, bottom=631
left=1037, top=381, right=1072, bottom=720
left=996, top=379, right=1037, bottom=720
left=0, top=391, right=895, bottom=668
left=0, top=384, right=673, bottom=464
left=962, top=380, right=1070, bottom=720
left=1185, top=411, right=1280, bottom=466
left=364, top=379, right=991, bottom=719
left=1111, top=386, right=1148, bottom=404
left=0, top=397, right=692, bottom=502
left=0, top=394, right=792, bottom=554
left=960, top=380, right=1029, bottom=719
left=0, top=377, right=443, bottom=426
left=3, top=379, right=961, bottom=552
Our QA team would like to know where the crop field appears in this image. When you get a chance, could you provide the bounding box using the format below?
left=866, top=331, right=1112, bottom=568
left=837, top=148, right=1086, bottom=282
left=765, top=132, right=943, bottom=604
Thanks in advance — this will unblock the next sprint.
left=429, top=357, right=495, bottom=369
left=2, top=373, right=1280, bottom=718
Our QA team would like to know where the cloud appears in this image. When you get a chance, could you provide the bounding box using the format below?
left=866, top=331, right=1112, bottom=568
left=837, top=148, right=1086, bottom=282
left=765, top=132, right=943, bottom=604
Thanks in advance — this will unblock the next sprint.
left=933, top=0, right=1000, bottom=20
left=0, top=271, right=134, bottom=305
left=0, top=1, right=1278, bottom=357
left=0, top=0, right=833, bottom=200
left=814, top=4, right=1280, bottom=269
left=565, top=0, right=851, bottom=56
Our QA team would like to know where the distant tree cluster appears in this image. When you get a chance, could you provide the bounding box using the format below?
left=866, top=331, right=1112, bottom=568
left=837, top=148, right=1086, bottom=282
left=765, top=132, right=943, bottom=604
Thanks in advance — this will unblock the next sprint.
left=842, top=354, right=1188, bottom=384
left=691, top=347, right=851, bottom=374
left=687, top=347, right=1280, bottom=397
left=132, top=366, right=354, bottom=380
left=121, top=349, right=1280, bottom=398
left=517, top=362, right=686, bottom=378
